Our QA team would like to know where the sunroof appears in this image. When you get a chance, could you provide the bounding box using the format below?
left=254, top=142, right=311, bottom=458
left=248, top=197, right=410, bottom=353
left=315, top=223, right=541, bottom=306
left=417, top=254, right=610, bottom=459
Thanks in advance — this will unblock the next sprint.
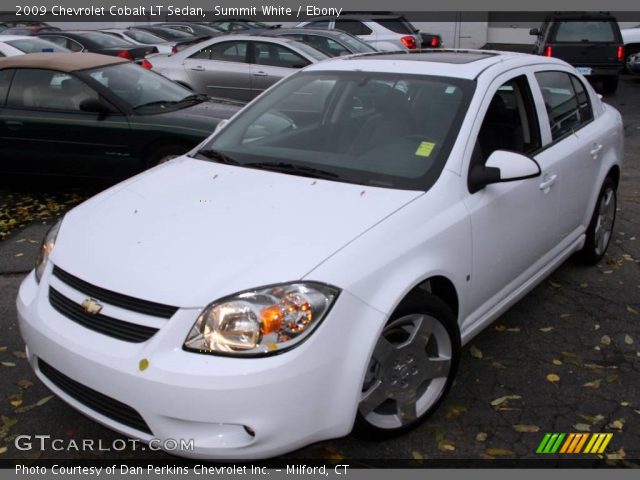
left=364, top=51, right=499, bottom=64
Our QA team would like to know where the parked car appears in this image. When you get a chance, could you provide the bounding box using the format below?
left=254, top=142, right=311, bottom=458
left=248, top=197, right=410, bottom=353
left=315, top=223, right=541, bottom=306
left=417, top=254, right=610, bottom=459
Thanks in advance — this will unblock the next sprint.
left=148, top=35, right=329, bottom=101
left=621, top=26, right=640, bottom=71
left=0, top=53, right=242, bottom=178
left=627, top=52, right=640, bottom=74
left=530, top=12, right=625, bottom=93
left=297, top=13, right=421, bottom=51
left=99, top=28, right=174, bottom=54
left=17, top=50, right=623, bottom=459
left=130, top=25, right=197, bottom=42
left=0, top=35, right=69, bottom=57
left=203, top=19, right=278, bottom=33
left=256, top=28, right=377, bottom=56
left=0, top=25, right=61, bottom=36
left=37, top=31, right=158, bottom=62
left=152, top=22, right=223, bottom=37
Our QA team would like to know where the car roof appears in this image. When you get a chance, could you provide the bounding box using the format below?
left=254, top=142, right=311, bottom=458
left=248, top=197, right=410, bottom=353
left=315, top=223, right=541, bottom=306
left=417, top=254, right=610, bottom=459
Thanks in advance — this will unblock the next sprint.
left=305, top=14, right=405, bottom=22
left=304, top=49, right=569, bottom=80
left=545, top=12, right=617, bottom=21
left=0, top=52, right=128, bottom=71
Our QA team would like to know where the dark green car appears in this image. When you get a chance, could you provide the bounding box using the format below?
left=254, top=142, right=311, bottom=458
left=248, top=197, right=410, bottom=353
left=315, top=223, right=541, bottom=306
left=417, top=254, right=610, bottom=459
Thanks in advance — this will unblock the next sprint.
left=0, top=52, right=242, bottom=179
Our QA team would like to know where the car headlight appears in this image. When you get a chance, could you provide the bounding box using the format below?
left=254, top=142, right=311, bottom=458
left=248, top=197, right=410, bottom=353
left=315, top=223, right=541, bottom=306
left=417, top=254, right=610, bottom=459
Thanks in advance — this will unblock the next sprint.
left=35, top=218, right=62, bottom=283
left=184, top=282, right=339, bottom=356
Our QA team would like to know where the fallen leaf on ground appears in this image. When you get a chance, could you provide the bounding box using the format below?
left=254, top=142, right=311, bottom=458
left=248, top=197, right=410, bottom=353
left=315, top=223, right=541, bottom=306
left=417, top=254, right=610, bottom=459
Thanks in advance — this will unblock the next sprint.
left=560, top=313, right=571, bottom=319
left=495, top=325, right=506, bottom=332
left=624, top=335, right=634, bottom=345
left=552, top=359, right=562, bottom=366
left=513, top=424, right=539, bottom=433
left=620, top=402, right=629, bottom=407
left=1, top=362, right=15, bottom=368
left=35, top=396, right=54, bottom=407
left=470, top=345, right=483, bottom=359
left=17, top=380, right=33, bottom=390
left=476, top=432, right=488, bottom=442
left=438, top=440, right=455, bottom=452
left=627, top=306, right=638, bottom=315
left=0, top=347, right=6, bottom=352
left=608, top=419, right=625, bottom=431
left=0, top=447, right=7, bottom=455
left=574, top=423, right=591, bottom=432
left=412, top=451, right=424, bottom=460
left=601, top=335, right=611, bottom=345
left=583, top=379, right=602, bottom=389
left=539, top=327, right=553, bottom=333
left=606, top=448, right=626, bottom=460
left=492, top=362, right=507, bottom=369
left=549, top=281, right=562, bottom=289
left=546, top=373, right=560, bottom=383
left=490, top=395, right=521, bottom=407
left=444, top=404, right=467, bottom=419
left=486, top=448, right=513, bottom=457
left=12, top=351, right=26, bottom=359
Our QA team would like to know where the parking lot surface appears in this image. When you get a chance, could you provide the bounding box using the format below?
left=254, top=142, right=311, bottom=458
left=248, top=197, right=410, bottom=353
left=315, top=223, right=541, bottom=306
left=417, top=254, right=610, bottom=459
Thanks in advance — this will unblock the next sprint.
left=0, top=76, right=639, bottom=463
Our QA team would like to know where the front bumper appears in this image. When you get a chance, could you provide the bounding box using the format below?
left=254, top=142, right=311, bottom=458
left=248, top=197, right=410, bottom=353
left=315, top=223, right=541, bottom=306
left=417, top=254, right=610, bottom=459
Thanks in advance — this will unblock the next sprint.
left=17, top=269, right=385, bottom=459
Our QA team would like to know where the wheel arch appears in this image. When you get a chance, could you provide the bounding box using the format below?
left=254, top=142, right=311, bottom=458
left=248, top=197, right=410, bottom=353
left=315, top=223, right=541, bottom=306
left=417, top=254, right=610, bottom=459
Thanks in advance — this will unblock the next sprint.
left=402, top=275, right=460, bottom=322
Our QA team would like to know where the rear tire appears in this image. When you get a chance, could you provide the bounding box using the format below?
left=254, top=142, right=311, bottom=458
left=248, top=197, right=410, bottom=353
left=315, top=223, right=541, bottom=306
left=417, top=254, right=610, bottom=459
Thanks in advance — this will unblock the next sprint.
left=353, top=292, right=460, bottom=439
left=579, top=177, right=617, bottom=265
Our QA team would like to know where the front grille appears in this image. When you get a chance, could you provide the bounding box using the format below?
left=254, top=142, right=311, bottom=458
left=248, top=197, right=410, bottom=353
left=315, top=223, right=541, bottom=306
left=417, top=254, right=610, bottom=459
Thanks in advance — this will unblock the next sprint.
left=38, top=359, right=152, bottom=435
left=52, top=266, right=178, bottom=319
left=49, top=288, right=158, bottom=343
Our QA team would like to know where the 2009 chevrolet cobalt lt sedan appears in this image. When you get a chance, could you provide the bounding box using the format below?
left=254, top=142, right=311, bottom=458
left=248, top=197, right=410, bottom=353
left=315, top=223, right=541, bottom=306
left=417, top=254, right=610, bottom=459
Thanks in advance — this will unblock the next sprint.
left=18, top=50, right=623, bottom=459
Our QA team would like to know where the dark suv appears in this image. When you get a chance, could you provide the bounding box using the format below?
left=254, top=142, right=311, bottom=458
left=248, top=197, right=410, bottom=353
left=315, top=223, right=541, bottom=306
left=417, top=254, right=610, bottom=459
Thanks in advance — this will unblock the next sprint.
left=530, top=12, right=624, bottom=93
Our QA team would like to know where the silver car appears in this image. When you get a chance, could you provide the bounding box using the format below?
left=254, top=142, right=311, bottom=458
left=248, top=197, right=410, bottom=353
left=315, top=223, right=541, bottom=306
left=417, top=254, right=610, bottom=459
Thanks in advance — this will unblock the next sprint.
left=147, top=35, right=329, bottom=101
left=99, top=28, right=174, bottom=54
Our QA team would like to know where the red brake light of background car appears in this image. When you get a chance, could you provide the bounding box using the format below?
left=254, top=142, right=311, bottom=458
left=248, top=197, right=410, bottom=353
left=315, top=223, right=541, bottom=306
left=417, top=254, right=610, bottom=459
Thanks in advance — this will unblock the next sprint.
left=543, top=45, right=553, bottom=57
left=117, top=50, right=134, bottom=60
left=430, top=36, right=439, bottom=47
left=617, top=45, right=624, bottom=62
left=171, top=46, right=178, bottom=55
left=401, top=36, right=417, bottom=49
left=141, top=59, right=153, bottom=69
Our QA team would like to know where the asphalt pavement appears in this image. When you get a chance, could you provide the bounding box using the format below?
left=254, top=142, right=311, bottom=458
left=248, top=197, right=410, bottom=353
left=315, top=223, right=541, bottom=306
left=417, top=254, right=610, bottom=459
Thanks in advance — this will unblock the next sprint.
left=0, top=76, right=639, bottom=464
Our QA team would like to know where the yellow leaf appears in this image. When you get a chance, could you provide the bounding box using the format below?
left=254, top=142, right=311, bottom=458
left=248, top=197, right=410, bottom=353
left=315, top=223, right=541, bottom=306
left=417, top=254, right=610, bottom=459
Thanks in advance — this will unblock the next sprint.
left=583, top=379, right=602, bottom=389
left=470, top=345, right=483, bottom=359
left=0, top=347, right=6, bottom=352
left=438, top=440, right=455, bottom=452
left=36, top=396, right=53, bottom=407
left=476, top=432, right=488, bottom=442
left=10, top=399, right=22, bottom=408
left=546, top=373, right=560, bottom=383
left=513, top=424, right=540, bottom=433
left=608, top=419, right=625, bottom=431
left=490, top=395, right=521, bottom=407
left=601, top=335, right=611, bottom=345
left=486, top=448, right=513, bottom=457
left=17, top=380, right=33, bottom=389
left=495, top=325, right=506, bottom=332
left=492, top=362, right=507, bottom=369
left=552, top=359, right=562, bottom=366
left=412, top=451, right=424, bottom=460
left=539, top=327, right=553, bottom=333
left=560, top=313, right=572, bottom=319
left=574, top=423, right=591, bottom=432
left=627, top=306, right=638, bottom=315
left=624, top=335, right=634, bottom=345
left=1, top=362, right=15, bottom=368
left=580, top=283, right=588, bottom=288
left=0, top=446, right=7, bottom=455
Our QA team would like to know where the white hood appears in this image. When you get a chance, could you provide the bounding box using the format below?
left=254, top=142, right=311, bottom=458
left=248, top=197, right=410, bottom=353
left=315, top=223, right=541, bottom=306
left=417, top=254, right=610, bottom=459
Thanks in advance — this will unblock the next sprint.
left=52, top=157, right=421, bottom=307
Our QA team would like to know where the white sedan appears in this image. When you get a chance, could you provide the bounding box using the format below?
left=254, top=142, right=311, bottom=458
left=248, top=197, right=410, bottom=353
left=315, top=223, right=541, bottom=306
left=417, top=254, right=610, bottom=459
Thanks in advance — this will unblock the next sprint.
left=0, top=35, right=69, bottom=56
left=18, top=50, right=623, bottom=459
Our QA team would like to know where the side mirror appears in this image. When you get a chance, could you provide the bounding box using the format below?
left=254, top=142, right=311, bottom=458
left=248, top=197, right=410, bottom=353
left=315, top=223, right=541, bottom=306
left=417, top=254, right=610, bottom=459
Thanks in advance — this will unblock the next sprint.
left=469, top=150, right=541, bottom=193
left=79, top=98, right=113, bottom=114
left=529, top=28, right=540, bottom=36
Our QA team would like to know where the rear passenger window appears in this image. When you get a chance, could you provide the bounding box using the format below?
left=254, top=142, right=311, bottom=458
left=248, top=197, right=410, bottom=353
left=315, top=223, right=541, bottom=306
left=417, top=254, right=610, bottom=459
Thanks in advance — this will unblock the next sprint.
left=335, top=20, right=373, bottom=36
left=535, top=71, right=591, bottom=140
left=0, top=69, right=13, bottom=105
left=191, top=41, right=247, bottom=63
left=253, top=42, right=309, bottom=69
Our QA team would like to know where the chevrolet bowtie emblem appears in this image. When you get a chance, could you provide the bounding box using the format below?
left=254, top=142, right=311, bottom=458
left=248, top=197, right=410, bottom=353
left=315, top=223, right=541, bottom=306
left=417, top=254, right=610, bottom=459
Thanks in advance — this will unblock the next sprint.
left=81, top=298, right=103, bottom=315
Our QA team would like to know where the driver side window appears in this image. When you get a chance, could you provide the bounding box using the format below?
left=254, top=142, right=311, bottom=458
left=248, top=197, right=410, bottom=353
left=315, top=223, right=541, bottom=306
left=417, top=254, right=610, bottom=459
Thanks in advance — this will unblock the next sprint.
left=474, top=75, right=541, bottom=165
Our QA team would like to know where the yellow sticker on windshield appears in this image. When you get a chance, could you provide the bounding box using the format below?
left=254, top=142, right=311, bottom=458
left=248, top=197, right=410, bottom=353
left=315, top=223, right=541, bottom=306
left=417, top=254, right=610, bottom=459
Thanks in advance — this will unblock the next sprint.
left=415, top=141, right=435, bottom=157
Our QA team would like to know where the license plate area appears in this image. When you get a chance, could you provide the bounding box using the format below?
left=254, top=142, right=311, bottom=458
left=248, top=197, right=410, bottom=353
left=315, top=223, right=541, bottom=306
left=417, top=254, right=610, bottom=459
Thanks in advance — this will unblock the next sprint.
left=576, top=67, right=592, bottom=75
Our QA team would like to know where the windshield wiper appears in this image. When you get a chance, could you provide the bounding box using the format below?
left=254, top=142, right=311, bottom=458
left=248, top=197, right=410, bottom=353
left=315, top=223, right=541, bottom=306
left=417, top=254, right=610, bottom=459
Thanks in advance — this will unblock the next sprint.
left=193, top=148, right=239, bottom=165
left=133, top=100, right=176, bottom=110
left=244, top=161, right=339, bottom=180
left=179, top=93, right=209, bottom=103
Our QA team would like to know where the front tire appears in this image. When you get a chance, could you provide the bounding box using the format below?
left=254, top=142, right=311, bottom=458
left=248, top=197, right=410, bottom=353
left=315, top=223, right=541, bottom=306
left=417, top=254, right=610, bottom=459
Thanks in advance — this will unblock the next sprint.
left=354, top=293, right=460, bottom=438
left=579, top=177, right=617, bottom=265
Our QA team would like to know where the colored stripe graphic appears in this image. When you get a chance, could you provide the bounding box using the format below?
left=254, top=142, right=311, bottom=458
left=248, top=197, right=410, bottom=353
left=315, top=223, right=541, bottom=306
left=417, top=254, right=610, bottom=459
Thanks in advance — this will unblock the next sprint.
left=537, top=433, right=613, bottom=454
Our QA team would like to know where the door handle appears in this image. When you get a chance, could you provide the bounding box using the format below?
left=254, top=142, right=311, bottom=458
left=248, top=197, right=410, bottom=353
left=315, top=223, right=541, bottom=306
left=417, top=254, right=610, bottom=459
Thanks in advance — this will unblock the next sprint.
left=5, top=120, right=23, bottom=131
left=190, top=65, right=205, bottom=71
left=539, top=174, right=558, bottom=192
left=590, top=143, right=603, bottom=158
left=253, top=71, right=267, bottom=77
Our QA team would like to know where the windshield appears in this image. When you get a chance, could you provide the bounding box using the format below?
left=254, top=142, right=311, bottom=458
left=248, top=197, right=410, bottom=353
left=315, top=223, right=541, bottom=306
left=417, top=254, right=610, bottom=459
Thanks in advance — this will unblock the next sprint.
left=335, top=32, right=377, bottom=52
left=201, top=72, right=473, bottom=190
left=77, top=31, right=134, bottom=47
left=554, top=21, right=618, bottom=42
left=6, top=38, right=69, bottom=53
left=287, top=41, right=329, bottom=61
left=148, top=27, right=192, bottom=40
left=85, top=62, right=196, bottom=110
